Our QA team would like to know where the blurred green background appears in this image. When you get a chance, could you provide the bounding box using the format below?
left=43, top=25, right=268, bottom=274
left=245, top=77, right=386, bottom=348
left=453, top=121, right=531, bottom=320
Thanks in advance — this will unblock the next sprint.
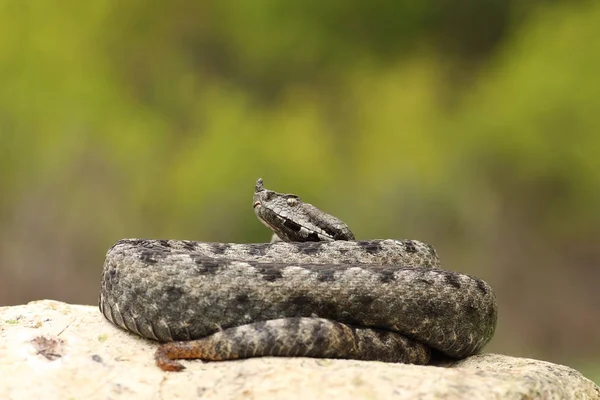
left=1, top=0, right=598, bottom=383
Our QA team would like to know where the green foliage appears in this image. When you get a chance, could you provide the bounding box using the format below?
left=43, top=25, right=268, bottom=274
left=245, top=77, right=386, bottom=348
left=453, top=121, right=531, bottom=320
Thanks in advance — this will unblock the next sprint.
left=451, top=1, right=600, bottom=233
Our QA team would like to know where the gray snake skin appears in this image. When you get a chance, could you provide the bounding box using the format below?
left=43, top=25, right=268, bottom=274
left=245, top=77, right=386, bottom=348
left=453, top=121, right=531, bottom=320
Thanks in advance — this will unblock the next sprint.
left=99, top=179, right=497, bottom=371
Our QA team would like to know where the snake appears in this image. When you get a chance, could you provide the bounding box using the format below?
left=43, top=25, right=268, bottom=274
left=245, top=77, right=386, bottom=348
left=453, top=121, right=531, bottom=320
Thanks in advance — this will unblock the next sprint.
left=99, top=178, right=498, bottom=371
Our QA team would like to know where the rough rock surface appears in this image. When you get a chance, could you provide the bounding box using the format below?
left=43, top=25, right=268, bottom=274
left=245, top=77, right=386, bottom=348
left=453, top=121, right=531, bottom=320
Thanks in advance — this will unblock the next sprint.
left=1, top=300, right=598, bottom=400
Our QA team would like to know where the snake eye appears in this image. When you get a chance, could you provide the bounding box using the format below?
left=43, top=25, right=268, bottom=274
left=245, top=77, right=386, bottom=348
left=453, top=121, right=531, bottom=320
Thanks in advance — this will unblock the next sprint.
left=286, top=197, right=298, bottom=207
left=263, top=191, right=274, bottom=201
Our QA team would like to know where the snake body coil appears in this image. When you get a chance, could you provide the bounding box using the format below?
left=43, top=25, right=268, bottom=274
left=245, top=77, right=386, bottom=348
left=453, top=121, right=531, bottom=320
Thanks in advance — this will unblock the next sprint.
left=99, top=179, right=497, bottom=371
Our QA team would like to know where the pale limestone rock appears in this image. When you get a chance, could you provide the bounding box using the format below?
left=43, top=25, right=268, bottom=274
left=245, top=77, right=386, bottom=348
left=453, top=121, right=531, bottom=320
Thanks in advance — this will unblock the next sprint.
left=0, top=300, right=598, bottom=400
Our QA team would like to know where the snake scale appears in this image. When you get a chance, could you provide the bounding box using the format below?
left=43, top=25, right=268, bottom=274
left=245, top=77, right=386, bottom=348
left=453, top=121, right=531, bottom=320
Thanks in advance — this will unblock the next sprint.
left=99, top=179, right=497, bottom=371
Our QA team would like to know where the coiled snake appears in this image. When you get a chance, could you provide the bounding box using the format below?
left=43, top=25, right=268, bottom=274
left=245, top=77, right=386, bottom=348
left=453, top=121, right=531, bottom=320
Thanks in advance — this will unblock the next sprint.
left=99, top=179, right=497, bottom=371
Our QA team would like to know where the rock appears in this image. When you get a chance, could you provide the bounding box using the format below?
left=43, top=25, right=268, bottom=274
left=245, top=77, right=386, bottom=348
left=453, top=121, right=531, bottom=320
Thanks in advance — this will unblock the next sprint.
left=1, top=300, right=598, bottom=400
